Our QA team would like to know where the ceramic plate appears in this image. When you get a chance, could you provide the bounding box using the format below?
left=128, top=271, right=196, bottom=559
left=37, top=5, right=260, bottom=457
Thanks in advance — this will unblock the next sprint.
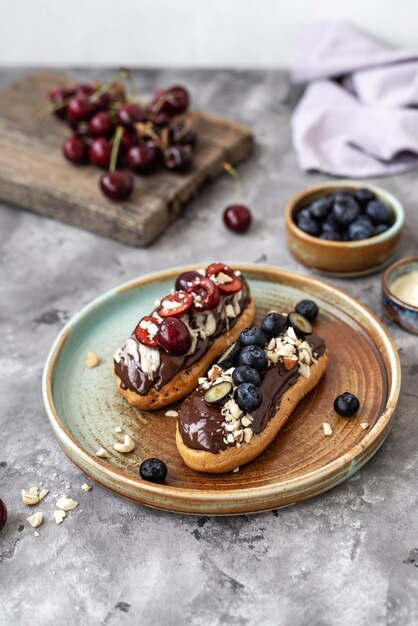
left=43, top=265, right=400, bottom=515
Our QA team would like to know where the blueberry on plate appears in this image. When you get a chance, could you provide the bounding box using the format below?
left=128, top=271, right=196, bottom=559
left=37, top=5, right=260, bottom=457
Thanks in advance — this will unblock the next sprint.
left=334, top=392, right=360, bottom=417
left=261, top=312, right=287, bottom=337
left=288, top=311, right=312, bottom=337
left=320, top=231, right=341, bottom=241
left=297, top=215, right=321, bottom=237
left=348, top=219, right=374, bottom=241
left=217, top=341, right=241, bottom=369
left=354, top=188, right=375, bottom=207
left=240, top=327, right=266, bottom=348
left=366, top=200, right=393, bottom=226
left=332, top=196, right=360, bottom=226
left=139, top=458, right=168, bottom=483
left=232, top=365, right=261, bottom=387
left=295, top=299, right=319, bottom=322
left=238, top=345, right=268, bottom=372
left=374, top=223, right=389, bottom=236
left=235, top=383, right=263, bottom=413
left=309, top=197, right=332, bottom=221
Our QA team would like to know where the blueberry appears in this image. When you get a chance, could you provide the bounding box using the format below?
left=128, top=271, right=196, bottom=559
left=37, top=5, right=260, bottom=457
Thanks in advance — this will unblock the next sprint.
left=261, top=312, right=287, bottom=337
left=232, top=366, right=261, bottom=387
left=366, top=200, right=393, bottom=226
left=234, top=383, right=263, bottom=412
left=295, top=299, right=319, bottom=322
left=322, top=213, right=341, bottom=233
left=309, top=197, right=332, bottom=221
left=332, top=189, right=355, bottom=202
left=297, top=208, right=312, bottom=221
left=348, top=219, right=374, bottom=241
left=354, top=188, right=375, bottom=207
left=297, top=215, right=321, bottom=237
left=334, top=392, right=360, bottom=417
left=139, top=458, right=168, bottom=483
left=374, top=223, right=389, bottom=236
left=320, top=231, right=341, bottom=241
left=356, top=214, right=373, bottom=227
left=239, top=327, right=266, bottom=348
left=332, top=197, right=360, bottom=226
left=238, top=345, right=268, bottom=372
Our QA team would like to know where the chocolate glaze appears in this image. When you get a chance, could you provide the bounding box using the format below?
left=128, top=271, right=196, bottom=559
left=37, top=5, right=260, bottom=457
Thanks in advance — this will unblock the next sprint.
left=178, top=333, right=325, bottom=453
left=114, top=282, right=250, bottom=395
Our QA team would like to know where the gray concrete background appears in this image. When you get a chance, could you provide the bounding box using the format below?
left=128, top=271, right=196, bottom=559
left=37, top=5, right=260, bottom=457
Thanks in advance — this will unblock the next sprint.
left=0, top=69, right=417, bottom=626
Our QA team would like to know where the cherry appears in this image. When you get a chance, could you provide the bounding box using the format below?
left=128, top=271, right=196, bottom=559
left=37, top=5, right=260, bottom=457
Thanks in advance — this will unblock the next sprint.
left=120, top=130, right=138, bottom=153
left=157, top=292, right=193, bottom=318
left=158, top=85, right=190, bottom=115
left=134, top=316, right=161, bottom=348
left=62, top=135, right=88, bottom=164
left=0, top=498, right=7, bottom=532
left=89, top=137, right=112, bottom=169
left=153, top=111, right=172, bottom=128
left=175, top=271, right=202, bottom=291
left=88, top=112, right=113, bottom=138
left=100, top=170, right=133, bottom=200
left=223, top=204, right=252, bottom=234
left=93, top=91, right=112, bottom=110
left=75, top=83, right=95, bottom=98
left=66, top=97, right=95, bottom=125
left=206, top=263, right=243, bottom=293
left=164, top=145, right=192, bottom=172
left=49, top=87, right=75, bottom=119
left=170, top=121, right=197, bottom=147
left=126, top=145, right=157, bottom=174
left=157, top=318, right=191, bottom=355
left=116, top=102, right=146, bottom=128
left=186, top=276, right=220, bottom=311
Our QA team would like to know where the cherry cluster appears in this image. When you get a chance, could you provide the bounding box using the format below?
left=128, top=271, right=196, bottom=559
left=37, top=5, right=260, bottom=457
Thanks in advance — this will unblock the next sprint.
left=46, top=72, right=196, bottom=200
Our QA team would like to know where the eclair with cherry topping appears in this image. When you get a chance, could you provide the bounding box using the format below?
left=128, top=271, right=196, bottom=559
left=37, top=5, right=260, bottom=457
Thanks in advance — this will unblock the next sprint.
left=176, top=310, right=328, bottom=473
left=113, top=264, right=255, bottom=410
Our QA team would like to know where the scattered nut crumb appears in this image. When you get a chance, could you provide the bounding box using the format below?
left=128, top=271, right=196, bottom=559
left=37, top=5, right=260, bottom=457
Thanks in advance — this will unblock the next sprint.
left=53, top=472, right=58, bottom=479
left=26, top=512, right=43, bottom=528
left=360, top=423, right=370, bottom=430
left=113, top=434, right=135, bottom=454
left=323, top=422, right=333, bottom=436
left=21, top=489, right=40, bottom=506
left=34, top=531, right=40, bottom=537
left=53, top=510, right=66, bottom=524
left=164, top=410, right=179, bottom=417
left=96, top=447, right=110, bottom=458
left=114, top=426, right=123, bottom=433
left=232, top=467, right=240, bottom=473
left=85, top=351, right=100, bottom=368
left=81, top=484, right=92, bottom=492
left=39, top=488, right=49, bottom=500
left=56, top=497, right=79, bottom=511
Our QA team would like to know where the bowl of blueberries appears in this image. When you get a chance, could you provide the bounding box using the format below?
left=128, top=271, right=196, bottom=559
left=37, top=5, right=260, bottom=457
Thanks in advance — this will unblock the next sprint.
left=285, top=182, right=404, bottom=276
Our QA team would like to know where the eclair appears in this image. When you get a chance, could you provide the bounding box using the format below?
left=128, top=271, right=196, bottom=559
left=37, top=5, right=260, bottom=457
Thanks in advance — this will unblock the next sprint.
left=113, top=264, right=255, bottom=410
left=176, top=310, right=328, bottom=473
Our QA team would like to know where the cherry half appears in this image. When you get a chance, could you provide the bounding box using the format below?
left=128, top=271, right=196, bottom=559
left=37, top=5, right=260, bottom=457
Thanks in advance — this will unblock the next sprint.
left=206, top=263, right=242, bottom=294
left=62, top=135, right=88, bottom=164
left=186, top=276, right=220, bottom=311
left=134, top=316, right=161, bottom=348
left=223, top=204, right=252, bottom=234
left=157, top=318, right=191, bottom=355
left=157, top=292, right=193, bottom=318
left=175, top=271, right=202, bottom=291
left=100, top=170, right=133, bottom=200
left=0, top=498, right=7, bottom=532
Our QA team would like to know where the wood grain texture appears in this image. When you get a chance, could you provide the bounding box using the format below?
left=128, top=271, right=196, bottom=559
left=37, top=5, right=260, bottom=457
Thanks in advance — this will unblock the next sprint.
left=0, top=72, right=253, bottom=246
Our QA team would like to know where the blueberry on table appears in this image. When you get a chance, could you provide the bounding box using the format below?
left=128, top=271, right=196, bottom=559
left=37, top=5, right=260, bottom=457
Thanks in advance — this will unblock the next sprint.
left=239, top=327, right=266, bottom=348
left=238, top=345, right=268, bottom=372
left=320, top=231, right=342, bottom=241
left=309, top=197, right=332, bottom=221
left=334, top=392, right=360, bottom=417
left=235, top=383, right=263, bottom=413
left=139, top=458, right=168, bottom=484
left=354, top=188, right=375, bottom=207
left=332, top=197, right=360, bottom=226
left=295, top=299, right=319, bottom=322
left=366, top=200, right=393, bottom=226
left=297, top=215, right=321, bottom=237
left=232, top=366, right=261, bottom=387
left=261, top=312, right=287, bottom=337
left=0, top=498, right=7, bottom=532
left=217, top=342, right=241, bottom=370
left=348, top=219, right=374, bottom=241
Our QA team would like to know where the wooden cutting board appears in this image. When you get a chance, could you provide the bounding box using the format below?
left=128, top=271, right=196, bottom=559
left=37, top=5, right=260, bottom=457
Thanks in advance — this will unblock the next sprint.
left=0, top=72, right=253, bottom=246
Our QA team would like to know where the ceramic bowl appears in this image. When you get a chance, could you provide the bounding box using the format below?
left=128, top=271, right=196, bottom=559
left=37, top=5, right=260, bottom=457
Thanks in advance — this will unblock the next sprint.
left=382, top=256, right=418, bottom=334
left=285, top=181, right=405, bottom=277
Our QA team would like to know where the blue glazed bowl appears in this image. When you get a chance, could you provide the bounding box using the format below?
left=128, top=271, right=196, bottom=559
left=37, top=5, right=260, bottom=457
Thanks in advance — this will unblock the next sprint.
left=382, top=257, right=418, bottom=334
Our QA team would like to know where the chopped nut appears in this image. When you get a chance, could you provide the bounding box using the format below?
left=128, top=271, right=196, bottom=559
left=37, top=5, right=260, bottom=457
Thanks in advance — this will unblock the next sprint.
left=227, top=433, right=235, bottom=444
left=241, top=416, right=251, bottom=427
left=234, top=430, right=244, bottom=443
left=225, top=304, right=236, bottom=318
left=26, top=512, right=43, bottom=528
left=34, top=531, right=40, bottom=537
left=267, top=338, right=275, bottom=350
left=57, top=497, right=79, bottom=511
left=21, top=489, right=40, bottom=506
left=113, top=434, right=135, bottom=454
left=323, top=422, right=333, bottom=436
left=360, top=423, right=370, bottom=430
left=243, top=428, right=253, bottom=443
left=287, top=326, right=298, bottom=341
left=114, top=426, right=123, bottom=433
left=298, top=362, right=311, bottom=378
left=164, top=410, right=179, bottom=417
left=283, top=356, right=298, bottom=370
left=232, top=467, right=240, bottom=473
left=85, top=351, right=100, bottom=368
left=81, top=484, right=92, bottom=492
left=54, top=510, right=66, bottom=524
left=208, top=365, right=223, bottom=380
left=39, top=488, right=49, bottom=500
left=96, top=447, right=110, bottom=458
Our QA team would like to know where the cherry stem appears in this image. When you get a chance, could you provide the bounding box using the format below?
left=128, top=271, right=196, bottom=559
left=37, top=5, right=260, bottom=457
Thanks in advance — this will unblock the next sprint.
left=110, top=126, right=123, bottom=172
left=223, top=162, right=241, bottom=202
left=37, top=96, right=74, bottom=119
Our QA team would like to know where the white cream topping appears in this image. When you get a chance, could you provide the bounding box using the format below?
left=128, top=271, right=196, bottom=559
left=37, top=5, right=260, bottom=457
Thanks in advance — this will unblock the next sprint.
left=138, top=343, right=160, bottom=378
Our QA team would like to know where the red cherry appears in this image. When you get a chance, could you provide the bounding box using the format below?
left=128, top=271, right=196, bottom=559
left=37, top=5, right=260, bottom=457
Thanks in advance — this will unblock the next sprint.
left=186, top=276, right=220, bottom=311
left=169, top=121, right=197, bottom=147
left=206, top=263, right=243, bottom=294
left=75, top=83, right=95, bottom=98
left=223, top=204, right=252, bottom=234
left=49, top=87, right=75, bottom=119
left=158, top=85, right=190, bottom=115
left=154, top=111, right=172, bottom=128
left=100, top=170, right=134, bottom=200
left=175, top=271, right=202, bottom=291
left=126, top=145, right=157, bottom=174
left=120, top=130, right=138, bottom=153
left=116, top=102, right=146, bottom=128
left=134, top=316, right=161, bottom=348
left=66, top=97, right=95, bottom=125
left=88, top=112, right=114, bottom=138
left=157, top=292, right=193, bottom=318
left=157, top=318, right=191, bottom=354
left=89, top=137, right=112, bottom=169
left=62, top=135, right=88, bottom=164
left=164, top=145, right=192, bottom=172
left=0, top=498, right=7, bottom=531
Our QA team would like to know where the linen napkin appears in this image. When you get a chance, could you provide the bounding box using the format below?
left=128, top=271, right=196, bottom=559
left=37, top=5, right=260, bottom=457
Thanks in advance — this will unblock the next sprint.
left=291, top=22, right=418, bottom=177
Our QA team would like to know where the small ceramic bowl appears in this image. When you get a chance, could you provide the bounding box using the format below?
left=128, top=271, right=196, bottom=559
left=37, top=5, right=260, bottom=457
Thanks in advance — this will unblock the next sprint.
left=382, top=257, right=418, bottom=334
left=285, top=181, right=405, bottom=276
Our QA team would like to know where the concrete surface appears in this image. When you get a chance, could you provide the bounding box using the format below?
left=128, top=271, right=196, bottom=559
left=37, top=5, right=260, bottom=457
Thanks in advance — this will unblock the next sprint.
left=0, top=69, right=417, bottom=626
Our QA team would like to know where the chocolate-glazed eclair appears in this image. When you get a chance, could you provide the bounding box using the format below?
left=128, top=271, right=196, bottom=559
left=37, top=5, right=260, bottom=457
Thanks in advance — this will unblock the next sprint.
left=113, top=264, right=255, bottom=410
left=176, top=310, right=328, bottom=473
